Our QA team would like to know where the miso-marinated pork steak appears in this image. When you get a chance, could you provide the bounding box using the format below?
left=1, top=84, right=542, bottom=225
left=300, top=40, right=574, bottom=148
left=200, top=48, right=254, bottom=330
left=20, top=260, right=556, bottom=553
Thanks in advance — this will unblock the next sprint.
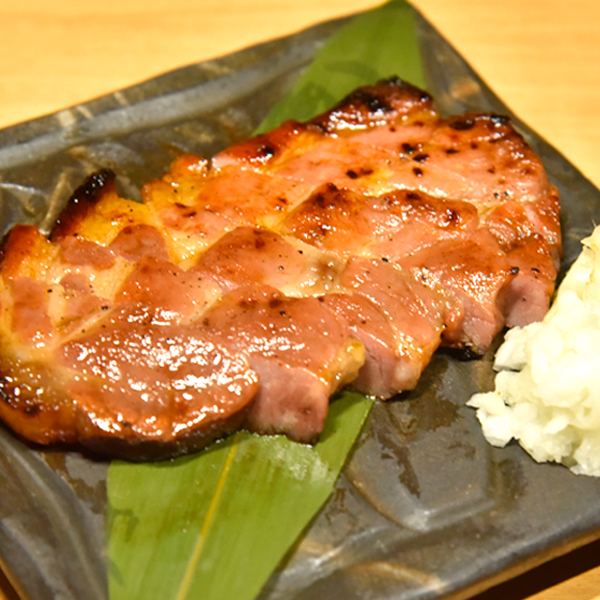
left=0, top=78, right=561, bottom=459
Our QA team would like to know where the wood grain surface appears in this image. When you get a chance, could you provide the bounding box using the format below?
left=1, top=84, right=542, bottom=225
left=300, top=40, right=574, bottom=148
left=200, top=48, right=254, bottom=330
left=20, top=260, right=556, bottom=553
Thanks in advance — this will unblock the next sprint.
left=0, top=1, right=599, bottom=599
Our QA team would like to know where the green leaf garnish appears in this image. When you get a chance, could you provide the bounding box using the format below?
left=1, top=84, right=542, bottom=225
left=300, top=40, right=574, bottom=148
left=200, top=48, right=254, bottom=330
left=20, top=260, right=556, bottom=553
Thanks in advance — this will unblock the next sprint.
left=256, top=0, right=425, bottom=132
left=108, top=392, right=372, bottom=600
left=107, top=2, right=425, bottom=599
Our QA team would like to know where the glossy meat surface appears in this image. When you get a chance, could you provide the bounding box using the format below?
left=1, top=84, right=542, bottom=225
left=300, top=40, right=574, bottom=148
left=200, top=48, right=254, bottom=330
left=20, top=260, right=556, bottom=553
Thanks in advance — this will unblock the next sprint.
left=0, top=78, right=561, bottom=459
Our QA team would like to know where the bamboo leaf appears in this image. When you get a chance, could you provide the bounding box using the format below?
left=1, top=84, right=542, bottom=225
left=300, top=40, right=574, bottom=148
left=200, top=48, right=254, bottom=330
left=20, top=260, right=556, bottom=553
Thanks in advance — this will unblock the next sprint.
left=107, top=2, right=426, bottom=599
left=108, top=392, right=372, bottom=600
left=256, top=0, right=424, bottom=133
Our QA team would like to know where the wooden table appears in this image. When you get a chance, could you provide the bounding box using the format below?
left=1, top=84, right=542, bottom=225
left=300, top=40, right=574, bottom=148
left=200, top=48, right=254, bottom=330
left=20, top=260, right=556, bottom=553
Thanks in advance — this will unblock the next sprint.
left=1, top=1, right=600, bottom=599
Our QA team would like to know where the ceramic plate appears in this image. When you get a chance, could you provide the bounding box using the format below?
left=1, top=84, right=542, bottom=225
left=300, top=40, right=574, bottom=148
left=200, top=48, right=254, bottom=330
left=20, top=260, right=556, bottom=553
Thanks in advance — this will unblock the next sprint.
left=0, top=5, right=599, bottom=600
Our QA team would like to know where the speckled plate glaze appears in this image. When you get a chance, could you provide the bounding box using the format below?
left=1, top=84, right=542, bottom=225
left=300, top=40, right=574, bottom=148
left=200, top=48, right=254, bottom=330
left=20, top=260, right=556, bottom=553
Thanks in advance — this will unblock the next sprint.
left=0, top=4, right=599, bottom=600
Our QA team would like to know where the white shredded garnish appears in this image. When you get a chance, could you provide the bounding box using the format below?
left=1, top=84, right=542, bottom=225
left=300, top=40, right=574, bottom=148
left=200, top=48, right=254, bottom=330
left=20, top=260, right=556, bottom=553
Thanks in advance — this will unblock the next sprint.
left=468, top=226, right=600, bottom=476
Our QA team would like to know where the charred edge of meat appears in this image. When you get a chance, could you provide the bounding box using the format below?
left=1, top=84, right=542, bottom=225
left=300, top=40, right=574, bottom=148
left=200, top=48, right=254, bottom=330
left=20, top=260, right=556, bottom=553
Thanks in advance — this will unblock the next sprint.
left=81, top=407, right=252, bottom=461
left=310, top=77, right=433, bottom=133
left=448, top=113, right=511, bottom=132
left=50, top=169, right=116, bottom=240
left=221, top=120, right=313, bottom=167
left=343, top=76, right=433, bottom=110
left=449, top=117, right=476, bottom=131
left=0, top=417, right=245, bottom=462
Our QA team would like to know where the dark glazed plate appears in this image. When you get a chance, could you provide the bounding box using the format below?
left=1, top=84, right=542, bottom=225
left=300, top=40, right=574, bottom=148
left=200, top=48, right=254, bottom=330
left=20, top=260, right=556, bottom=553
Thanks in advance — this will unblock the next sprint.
left=1, top=3, right=600, bottom=600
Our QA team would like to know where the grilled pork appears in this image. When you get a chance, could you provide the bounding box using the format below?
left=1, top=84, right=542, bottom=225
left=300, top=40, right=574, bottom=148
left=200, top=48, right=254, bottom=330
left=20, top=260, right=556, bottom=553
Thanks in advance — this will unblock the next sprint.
left=0, top=78, right=561, bottom=459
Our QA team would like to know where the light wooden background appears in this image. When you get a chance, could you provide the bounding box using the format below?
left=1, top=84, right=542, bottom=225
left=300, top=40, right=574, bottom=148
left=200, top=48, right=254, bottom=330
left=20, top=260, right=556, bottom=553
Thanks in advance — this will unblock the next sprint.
left=0, top=1, right=600, bottom=599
